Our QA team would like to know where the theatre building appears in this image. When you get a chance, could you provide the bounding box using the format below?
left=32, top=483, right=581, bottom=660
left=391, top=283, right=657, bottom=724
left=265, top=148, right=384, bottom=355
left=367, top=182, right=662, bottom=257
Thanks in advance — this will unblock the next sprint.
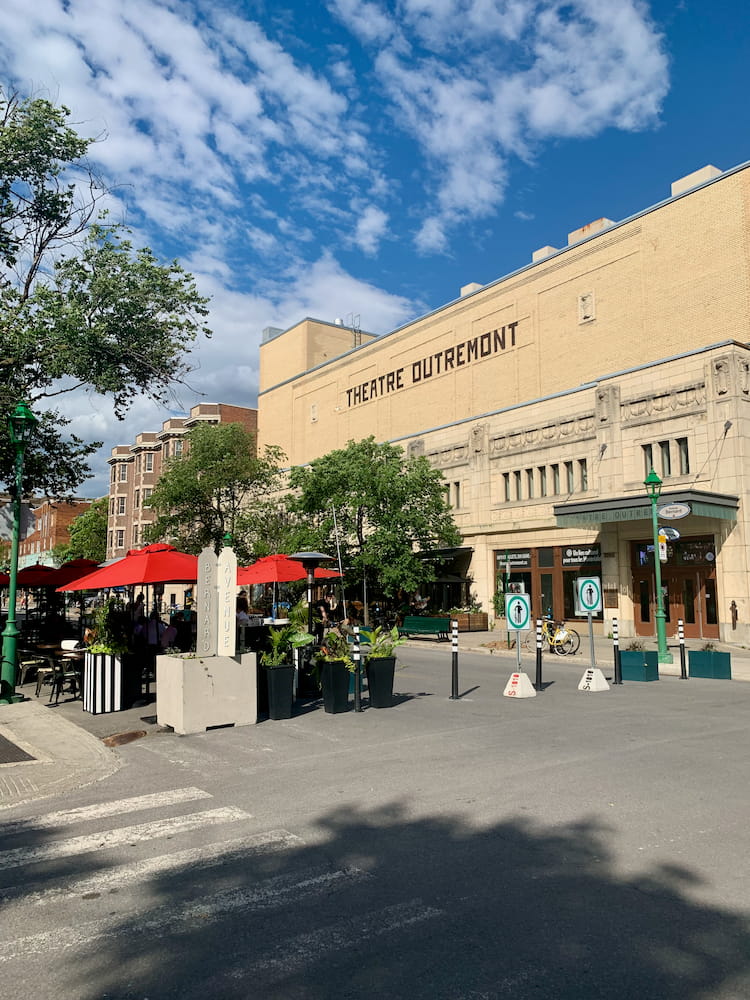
left=257, top=162, right=750, bottom=644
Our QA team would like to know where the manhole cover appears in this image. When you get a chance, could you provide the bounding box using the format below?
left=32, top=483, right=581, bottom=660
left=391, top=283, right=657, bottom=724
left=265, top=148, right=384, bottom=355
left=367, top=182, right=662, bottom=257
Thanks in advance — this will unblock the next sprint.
left=0, top=732, right=36, bottom=764
left=102, top=730, right=148, bottom=747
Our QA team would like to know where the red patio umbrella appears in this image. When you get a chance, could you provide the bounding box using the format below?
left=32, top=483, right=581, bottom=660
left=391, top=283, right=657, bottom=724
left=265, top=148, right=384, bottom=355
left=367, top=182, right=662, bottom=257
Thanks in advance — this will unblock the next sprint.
left=57, top=543, right=198, bottom=591
left=16, top=563, right=58, bottom=587
left=237, top=554, right=340, bottom=585
left=47, top=558, right=100, bottom=588
left=0, top=571, right=9, bottom=586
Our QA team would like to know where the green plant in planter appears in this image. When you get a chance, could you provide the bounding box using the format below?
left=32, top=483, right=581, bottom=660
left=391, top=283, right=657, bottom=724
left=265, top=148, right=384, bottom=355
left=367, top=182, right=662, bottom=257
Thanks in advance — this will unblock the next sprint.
left=316, top=629, right=355, bottom=671
left=366, top=625, right=407, bottom=659
left=260, top=623, right=314, bottom=666
left=88, top=598, right=129, bottom=655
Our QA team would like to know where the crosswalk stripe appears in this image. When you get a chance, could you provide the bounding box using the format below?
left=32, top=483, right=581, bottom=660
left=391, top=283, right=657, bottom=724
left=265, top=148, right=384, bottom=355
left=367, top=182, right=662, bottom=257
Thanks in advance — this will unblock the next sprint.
left=0, top=806, right=250, bottom=871
left=1, top=830, right=302, bottom=906
left=242, top=900, right=444, bottom=979
left=0, top=867, right=365, bottom=961
left=0, top=786, right=212, bottom=836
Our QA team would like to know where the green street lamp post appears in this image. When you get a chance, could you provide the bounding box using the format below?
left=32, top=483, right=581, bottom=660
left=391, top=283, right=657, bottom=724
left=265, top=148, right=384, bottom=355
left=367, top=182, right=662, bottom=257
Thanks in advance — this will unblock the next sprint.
left=1, top=402, right=39, bottom=704
left=644, top=467, right=673, bottom=664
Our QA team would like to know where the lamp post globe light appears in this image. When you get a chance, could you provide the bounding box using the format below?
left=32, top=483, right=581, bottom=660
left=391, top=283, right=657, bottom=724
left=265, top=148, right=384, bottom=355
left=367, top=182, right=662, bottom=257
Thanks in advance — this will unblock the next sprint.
left=644, top=467, right=673, bottom=664
left=1, top=402, right=39, bottom=704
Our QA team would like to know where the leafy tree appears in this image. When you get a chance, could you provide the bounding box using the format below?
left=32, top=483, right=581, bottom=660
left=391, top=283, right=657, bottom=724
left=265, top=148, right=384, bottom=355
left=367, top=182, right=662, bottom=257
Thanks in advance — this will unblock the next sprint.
left=144, top=422, right=285, bottom=562
left=53, top=496, right=108, bottom=564
left=0, top=87, right=211, bottom=497
left=288, top=436, right=461, bottom=599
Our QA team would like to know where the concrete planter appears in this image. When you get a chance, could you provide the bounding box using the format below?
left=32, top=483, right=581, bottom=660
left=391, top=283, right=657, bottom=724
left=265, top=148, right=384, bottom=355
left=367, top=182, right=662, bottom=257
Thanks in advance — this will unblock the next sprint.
left=157, top=653, right=257, bottom=735
left=620, top=650, right=659, bottom=682
left=688, top=650, right=732, bottom=679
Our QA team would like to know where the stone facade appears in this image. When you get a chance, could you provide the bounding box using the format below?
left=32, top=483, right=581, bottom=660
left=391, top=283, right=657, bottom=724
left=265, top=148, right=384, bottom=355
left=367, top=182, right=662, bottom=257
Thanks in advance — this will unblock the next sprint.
left=256, top=162, right=750, bottom=643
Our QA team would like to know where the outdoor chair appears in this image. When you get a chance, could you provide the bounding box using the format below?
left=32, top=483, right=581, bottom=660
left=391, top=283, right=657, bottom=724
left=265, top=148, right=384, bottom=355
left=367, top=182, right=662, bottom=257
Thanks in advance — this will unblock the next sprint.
left=16, top=651, right=45, bottom=688
left=49, top=657, right=81, bottom=705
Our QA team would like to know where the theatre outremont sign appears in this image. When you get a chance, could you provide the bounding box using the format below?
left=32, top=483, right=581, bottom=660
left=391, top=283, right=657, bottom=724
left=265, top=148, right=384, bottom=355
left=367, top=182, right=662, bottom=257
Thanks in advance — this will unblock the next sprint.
left=345, top=320, right=520, bottom=408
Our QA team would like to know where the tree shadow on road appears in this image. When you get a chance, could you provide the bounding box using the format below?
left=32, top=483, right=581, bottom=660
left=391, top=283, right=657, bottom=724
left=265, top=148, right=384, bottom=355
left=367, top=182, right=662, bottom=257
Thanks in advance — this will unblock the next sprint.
left=53, top=800, right=750, bottom=1000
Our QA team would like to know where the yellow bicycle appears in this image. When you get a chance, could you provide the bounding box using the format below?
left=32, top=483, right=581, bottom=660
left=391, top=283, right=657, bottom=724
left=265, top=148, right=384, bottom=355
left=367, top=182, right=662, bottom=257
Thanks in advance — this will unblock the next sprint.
left=522, top=616, right=580, bottom=655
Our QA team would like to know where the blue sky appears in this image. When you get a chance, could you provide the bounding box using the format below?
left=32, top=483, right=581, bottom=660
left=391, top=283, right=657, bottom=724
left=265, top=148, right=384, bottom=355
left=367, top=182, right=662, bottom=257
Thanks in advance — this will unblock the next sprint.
left=1, top=1, right=748, bottom=495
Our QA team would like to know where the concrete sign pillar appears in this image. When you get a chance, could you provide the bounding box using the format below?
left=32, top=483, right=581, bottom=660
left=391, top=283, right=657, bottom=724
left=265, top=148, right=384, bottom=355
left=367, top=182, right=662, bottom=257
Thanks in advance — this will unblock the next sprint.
left=197, top=546, right=218, bottom=657
left=217, top=546, right=237, bottom=657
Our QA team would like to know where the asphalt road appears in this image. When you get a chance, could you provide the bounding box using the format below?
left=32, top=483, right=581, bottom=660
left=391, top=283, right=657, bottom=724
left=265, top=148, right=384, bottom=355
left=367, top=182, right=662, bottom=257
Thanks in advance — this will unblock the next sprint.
left=1, top=646, right=749, bottom=999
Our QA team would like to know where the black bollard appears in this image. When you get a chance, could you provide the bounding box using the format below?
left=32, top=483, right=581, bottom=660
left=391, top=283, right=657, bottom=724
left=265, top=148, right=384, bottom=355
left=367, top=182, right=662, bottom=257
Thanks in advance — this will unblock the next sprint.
left=534, top=619, right=543, bottom=691
left=613, top=617, right=622, bottom=685
left=678, top=619, right=687, bottom=679
left=353, top=625, right=362, bottom=711
left=450, top=619, right=459, bottom=699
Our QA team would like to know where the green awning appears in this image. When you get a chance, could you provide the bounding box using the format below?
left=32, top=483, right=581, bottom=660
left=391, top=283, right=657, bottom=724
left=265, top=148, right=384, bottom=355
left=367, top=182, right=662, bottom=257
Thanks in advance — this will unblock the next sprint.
left=554, top=489, right=738, bottom=527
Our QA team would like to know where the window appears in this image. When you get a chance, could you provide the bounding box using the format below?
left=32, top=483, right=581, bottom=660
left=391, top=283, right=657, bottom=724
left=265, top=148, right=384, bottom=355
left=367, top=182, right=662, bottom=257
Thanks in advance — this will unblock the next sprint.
left=132, top=525, right=139, bottom=545
left=578, top=458, right=588, bottom=492
left=174, top=439, right=183, bottom=456
left=677, top=437, right=690, bottom=475
left=110, top=465, right=116, bottom=482
left=119, top=463, right=128, bottom=482
left=116, top=529, right=125, bottom=548
left=453, top=481, right=461, bottom=508
left=551, top=464, right=560, bottom=494
left=526, top=468, right=534, bottom=499
left=136, top=454, right=142, bottom=472
left=134, top=489, right=140, bottom=509
left=117, top=496, right=126, bottom=515
left=659, top=440, right=671, bottom=477
left=514, top=470, right=522, bottom=501
left=642, top=443, right=653, bottom=477
left=109, top=498, right=115, bottom=516
left=108, top=530, right=113, bottom=549
left=565, top=461, right=574, bottom=493
left=145, top=452, right=154, bottom=472
left=143, top=488, right=152, bottom=502
left=538, top=466, right=547, bottom=497
left=163, top=443, right=169, bottom=459
left=503, top=472, right=511, bottom=503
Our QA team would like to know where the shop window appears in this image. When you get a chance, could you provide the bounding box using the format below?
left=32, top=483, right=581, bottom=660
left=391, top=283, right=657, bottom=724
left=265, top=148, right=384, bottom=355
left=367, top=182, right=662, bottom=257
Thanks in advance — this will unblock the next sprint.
left=659, top=440, right=671, bottom=477
left=565, top=461, right=574, bottom=493
left=578, top=458, right=588, bottom=492
left=538, top=547, right=554, bottom=568
left=642, top=443, right=653, bottom=477
left=538, top=466, right=547, bottom=497
left=551, top=464, right=560, bottom=494
left=503, top=473, right=511, bottom=502
left=526, top=469, right=534, bottom=499
left=677, top=437, right=690, bottom=475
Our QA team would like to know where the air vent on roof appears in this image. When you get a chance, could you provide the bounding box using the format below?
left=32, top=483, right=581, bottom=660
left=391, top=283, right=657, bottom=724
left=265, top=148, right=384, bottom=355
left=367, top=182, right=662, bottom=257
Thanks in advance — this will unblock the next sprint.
left=671, top=165, right=722, bottom=197
left=567, top=218, right=615, bottom=247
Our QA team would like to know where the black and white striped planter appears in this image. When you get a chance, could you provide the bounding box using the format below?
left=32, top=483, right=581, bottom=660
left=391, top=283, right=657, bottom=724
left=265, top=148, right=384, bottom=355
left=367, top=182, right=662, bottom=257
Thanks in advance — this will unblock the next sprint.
left=83, top=652, right=142, bottom=714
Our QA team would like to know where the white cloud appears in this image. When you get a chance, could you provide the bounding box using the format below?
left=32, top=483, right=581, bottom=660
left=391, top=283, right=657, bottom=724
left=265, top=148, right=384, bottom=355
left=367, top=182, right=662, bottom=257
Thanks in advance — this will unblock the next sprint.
left=353, top=205, right=389, bottom=255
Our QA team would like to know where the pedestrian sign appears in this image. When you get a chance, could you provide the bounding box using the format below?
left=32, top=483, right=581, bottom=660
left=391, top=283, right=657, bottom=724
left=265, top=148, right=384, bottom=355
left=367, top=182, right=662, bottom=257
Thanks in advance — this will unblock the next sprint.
left=506, top=593, right=531, bottom=631
left=576, top=577, right=602, bottom=614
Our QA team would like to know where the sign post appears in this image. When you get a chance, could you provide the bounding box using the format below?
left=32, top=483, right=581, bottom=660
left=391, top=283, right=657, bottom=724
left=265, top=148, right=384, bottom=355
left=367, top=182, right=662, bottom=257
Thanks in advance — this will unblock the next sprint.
left=575, top=577, right=609, bottom=693
left=503, top=594, right=536, bottom=698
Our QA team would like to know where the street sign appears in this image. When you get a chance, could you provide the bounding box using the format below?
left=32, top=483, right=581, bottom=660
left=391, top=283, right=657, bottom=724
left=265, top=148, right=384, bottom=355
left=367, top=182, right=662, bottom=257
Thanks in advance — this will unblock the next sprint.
left=505, top=593, right=531, bottom=631
left=576, top=576, right=602, bottom=614
left=658, top=502, right=691, bottom=519
left=659, top=526, right=680, bottom=540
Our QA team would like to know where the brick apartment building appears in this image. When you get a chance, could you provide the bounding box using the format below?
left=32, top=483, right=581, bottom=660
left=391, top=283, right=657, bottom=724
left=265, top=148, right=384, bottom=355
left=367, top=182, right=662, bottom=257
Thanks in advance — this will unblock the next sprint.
left=106, top=403, right=257, bottom=560
left=18, top=498, right=93, bottom=568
